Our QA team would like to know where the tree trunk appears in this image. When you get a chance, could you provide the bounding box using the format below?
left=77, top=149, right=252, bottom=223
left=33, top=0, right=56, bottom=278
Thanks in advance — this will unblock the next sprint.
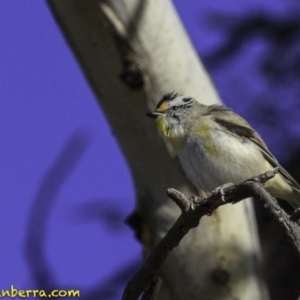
left=47, top=0, right=268, bottom=299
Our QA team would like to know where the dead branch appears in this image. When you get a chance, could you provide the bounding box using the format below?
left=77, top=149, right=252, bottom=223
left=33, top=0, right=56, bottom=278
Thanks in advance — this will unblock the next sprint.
left=122, top=168, right=300, bottom=300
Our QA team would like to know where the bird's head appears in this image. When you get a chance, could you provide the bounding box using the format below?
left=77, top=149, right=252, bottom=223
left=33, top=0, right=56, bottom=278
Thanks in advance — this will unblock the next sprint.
left=147, top=92, right=194, bottom=137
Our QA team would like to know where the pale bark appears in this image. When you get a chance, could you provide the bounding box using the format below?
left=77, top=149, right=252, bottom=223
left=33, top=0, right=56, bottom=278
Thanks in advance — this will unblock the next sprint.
left=47, top=0, right=268, bottom=299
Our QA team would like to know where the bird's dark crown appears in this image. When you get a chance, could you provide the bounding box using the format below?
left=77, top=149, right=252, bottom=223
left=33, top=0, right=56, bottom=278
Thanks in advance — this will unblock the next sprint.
left=156, top=92, right=192, bottom=111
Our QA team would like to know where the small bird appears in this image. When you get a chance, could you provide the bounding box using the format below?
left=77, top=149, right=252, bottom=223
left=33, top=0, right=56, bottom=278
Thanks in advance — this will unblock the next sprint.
left=147, top=92, right=300, bottom=208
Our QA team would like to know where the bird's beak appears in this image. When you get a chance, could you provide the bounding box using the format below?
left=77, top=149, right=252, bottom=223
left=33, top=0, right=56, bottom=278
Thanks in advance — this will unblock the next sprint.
left=146, top=111, right=163, bottom=119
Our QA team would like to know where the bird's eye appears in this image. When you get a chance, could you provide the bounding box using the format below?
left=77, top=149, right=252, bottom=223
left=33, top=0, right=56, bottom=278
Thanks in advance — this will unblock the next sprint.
left=173, top=106, right=179, bottom=110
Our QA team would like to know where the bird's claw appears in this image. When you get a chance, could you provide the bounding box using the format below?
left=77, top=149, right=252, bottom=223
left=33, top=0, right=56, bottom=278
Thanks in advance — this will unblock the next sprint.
left=190, top=195, right=201, bottom=210
left=212, top=183, right=234, bottom=202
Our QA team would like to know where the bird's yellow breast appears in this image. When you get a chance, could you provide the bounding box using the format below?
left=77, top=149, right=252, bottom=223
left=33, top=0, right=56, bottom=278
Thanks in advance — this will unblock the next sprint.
left=156, top=116, right=184, bottom=152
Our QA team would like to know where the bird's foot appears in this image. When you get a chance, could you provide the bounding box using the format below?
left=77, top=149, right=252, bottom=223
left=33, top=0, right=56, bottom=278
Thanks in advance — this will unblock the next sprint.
left=212, top=183, right=235, bottom=203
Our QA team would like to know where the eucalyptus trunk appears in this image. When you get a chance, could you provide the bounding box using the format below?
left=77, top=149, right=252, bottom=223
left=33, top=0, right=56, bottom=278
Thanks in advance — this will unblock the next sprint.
left=48, top=1, right=268, bottom=299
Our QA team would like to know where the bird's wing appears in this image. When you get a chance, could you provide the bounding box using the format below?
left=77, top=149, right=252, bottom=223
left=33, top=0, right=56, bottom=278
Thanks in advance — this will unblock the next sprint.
left=213, top=114, right=300, bottom=189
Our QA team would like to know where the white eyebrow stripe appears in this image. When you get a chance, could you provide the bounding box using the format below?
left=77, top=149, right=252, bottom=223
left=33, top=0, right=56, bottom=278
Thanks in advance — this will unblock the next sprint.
left=170, top=95, right=190, bottom=106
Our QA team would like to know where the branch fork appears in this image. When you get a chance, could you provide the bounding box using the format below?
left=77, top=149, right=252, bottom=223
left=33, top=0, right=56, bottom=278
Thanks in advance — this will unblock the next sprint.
left=122, top=168, right=300, bottom=300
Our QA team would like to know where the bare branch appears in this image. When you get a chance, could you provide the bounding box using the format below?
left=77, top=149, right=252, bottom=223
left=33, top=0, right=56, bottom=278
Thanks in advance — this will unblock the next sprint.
left=166, top=188, right=190, bottom=212
left=122, top=168, right=300, bottom=300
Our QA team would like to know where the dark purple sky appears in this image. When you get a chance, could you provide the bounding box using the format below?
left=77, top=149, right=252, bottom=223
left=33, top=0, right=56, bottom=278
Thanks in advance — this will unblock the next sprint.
left=1, top=0, right=299, bottom=299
